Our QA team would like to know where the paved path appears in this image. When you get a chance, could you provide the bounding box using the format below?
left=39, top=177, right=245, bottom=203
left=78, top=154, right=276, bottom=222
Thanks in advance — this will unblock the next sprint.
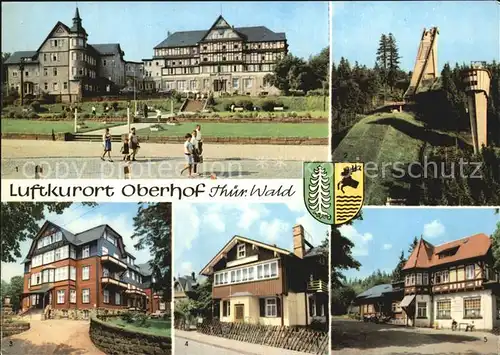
left=81, top=122, right=157, bottom=135
left=175, top=330, right=310, bottom=355
left=1, top=319, right=104, bottom=355
left=1, top=140, right=326, bottom=179
left=332, top=319, right=499, bottom=355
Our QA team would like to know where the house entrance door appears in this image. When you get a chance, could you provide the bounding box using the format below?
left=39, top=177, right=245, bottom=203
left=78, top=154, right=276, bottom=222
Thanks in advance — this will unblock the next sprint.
left=235, top=304, right=244, bottom=322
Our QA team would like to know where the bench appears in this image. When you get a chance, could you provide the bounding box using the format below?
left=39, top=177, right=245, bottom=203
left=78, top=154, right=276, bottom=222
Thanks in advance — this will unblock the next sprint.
left=233, top=107, right=244, bottom=112
left=273, top=106, right=284, bottom=111
left=458, top=323, right=475, bottom=331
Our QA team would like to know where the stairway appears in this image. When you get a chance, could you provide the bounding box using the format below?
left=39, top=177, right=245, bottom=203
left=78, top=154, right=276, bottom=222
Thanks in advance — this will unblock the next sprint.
left=181, top=99, right=206, bottom=113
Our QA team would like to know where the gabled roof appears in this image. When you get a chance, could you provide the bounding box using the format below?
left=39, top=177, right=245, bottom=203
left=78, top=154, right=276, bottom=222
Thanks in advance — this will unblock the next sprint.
left=136, top=262, right=153, bottom=277
left=89, top=43, right=123, bottom=56
left=154, top=24, right=286, bottom=49
left=200, top=235, right=292, bottom=276
left=4, top=51, right=39, bottom=65
left=403, top=233, right=491, bottom=270
left=356, top=284, right=393, bottom=300
left=35, top=21, right=72, bottom=53
left=176, top=275, right=198, bottom=292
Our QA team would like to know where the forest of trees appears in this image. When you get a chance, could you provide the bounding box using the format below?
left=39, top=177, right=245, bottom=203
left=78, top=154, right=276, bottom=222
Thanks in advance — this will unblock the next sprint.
left=265, top=47, right=329, bottom=95
left=331, top=34, right=409, bottom=132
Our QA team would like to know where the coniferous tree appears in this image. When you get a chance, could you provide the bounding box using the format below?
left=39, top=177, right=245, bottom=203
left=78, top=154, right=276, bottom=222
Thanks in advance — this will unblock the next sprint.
left=392, top=250, right=406, bottom=282
left=408, top=236, right=419, bottom=255
left=376, top=34, right=389, bottom=83
left=387, top=33, right=401, bottom=89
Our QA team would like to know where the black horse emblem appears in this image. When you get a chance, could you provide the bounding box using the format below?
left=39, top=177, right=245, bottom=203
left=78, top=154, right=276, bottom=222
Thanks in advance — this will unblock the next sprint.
left=337, top=165, right=361, bottom=193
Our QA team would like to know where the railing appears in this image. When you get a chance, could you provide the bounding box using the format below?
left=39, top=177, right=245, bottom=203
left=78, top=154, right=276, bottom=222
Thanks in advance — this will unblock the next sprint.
left=101, top=277, right=128, bottom=288
left=308, top=279, right=328, bottom=293
left=101, top=255, right=127, bottom=269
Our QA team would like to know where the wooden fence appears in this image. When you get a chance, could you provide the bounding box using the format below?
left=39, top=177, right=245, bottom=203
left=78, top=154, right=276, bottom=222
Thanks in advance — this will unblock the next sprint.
left=196, top=320, right=328, bottom=354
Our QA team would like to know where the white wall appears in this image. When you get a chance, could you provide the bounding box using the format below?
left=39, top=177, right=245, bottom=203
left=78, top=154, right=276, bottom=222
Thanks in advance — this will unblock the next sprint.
left=433, top=289, right=494, bottom=330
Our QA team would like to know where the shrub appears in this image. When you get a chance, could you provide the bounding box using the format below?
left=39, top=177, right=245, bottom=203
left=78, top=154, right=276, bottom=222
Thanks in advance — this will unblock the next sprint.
left=289, top=89, right=305, bottom=97
left=206, top=96, right=216, bottom=106
left=306, top=88, right=327, bottom=96
left=30, top=101, right=41, bottom=112
left=121, top=312, right=134, bottom=324
left=236, top=99, right=253, bottom=111
left=14, top=112, right=24, bottom=119
left=83, top=113, right=90, bottom=119
left=102, top=102, right=109, bottom=110
left=261, top=100, right=277, bottom=112
left=112, top=102, right=119, bottom=111
left=173, top=91, right=183, bottom=103
left=7, top=110, right=16, bottom=118
left=27, top=112, right=39, bottom=119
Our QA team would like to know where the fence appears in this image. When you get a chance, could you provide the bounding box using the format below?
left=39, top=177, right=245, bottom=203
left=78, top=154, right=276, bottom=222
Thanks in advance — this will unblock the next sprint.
left=196, top=320, right=328, bottom=354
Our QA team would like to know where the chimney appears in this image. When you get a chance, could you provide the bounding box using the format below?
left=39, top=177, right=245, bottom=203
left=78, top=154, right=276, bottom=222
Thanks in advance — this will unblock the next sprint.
left=191, top=271, right=196, bottom=282
left=293, top=224, right=305, bottom=258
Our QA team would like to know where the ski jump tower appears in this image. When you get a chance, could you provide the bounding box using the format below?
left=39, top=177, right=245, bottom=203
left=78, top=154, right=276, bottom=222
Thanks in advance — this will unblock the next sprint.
left=462, top=62, right=491, bottom=154
left=404, top=27, right=439, bottom=100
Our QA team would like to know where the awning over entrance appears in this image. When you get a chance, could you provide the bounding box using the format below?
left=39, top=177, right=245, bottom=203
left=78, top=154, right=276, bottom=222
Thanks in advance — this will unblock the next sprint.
left=400, top=294, right=416, bottom=308
left=23, top=285, right=54, bottom=295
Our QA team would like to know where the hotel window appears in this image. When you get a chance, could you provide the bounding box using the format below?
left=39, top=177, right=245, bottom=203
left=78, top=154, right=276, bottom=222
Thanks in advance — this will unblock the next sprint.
left=32, top=254, right=43, bottom=268
left=437, top=299, right=451, bottom=319
left=70, top=246, right=76, bottom=259
left=82, top=289, right=90, bottom=304
left=70, top=290, right=76, bottom=304
left=416, top=273, right=422, bottom=285
left=237, top=244, right=246, bottom=259
left=52, top=53, right=58, bottom=62
left=43, top=68, right=48, bottom=76
left=43, top=250, right=54, bottom=264
left=466, top=265, right=475, bottom=280
left=230, top=270, right=235, bottom=283
left=115, top=292, right=121, bottom=305
left=103, top=290, right=109, bottom=304
left=417, top=302, right=427, bottom=318
left=233, top=78, right=239, bottom=89
left=49, top=269, right=54, bottom=282
left=103, top=60, right=107, bottom=66
left=257, top=264, right=263, bottom=279
left=72, top=52, right=76, bottom=60
left=270, top=262, right=278, bottom=277
left=55, top=266, right=68, bottom=281
left=242, top=268, right=248, bottom=281
left=464, top=297, right=481, bottom=318
left=265, top=298, right=277, bottom=317
left=82, top=266, right=90, bottom=280
left=43, top=53, right=47, bottom=61
left=25, top=70, right=29, bottom=77
left=57, top=290, right=65, bottom=304
left=63, top=82, right=68, bottom=90
left=244, top=78, right=253, bottom=88
left=53, top=83, right=58, bottom=91
left=82, top=245, right=90, bottom=258
left=222, top=300, right=230, bottom=317
left=441, top=270, right=449, bottom=283
left=410, top=273, right=415, bottom=285
left=422, top=273, right=429, bottom=285
left=42, top=269, right=49, bottom=283
left=53, top=68, right=58, bottom=76
left=126, top=270, right=129, bottom=278
left=102, top=246, right=108, bottom=255
left=263, top=263, right=271, bottom=277
left=70, top=266, right=76, bottom=280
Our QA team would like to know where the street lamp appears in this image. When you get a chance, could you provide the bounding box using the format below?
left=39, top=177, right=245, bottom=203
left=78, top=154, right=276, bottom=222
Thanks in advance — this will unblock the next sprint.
left=19, top=57, right=26, bottom=105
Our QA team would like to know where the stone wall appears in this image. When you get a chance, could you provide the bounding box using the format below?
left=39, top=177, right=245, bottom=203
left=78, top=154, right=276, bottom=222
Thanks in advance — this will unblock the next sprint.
left=1, top=320, right=30, bottom=338
left=90, top=316, right=172, bottom=355
left=50, top=307, right=130, bottom=320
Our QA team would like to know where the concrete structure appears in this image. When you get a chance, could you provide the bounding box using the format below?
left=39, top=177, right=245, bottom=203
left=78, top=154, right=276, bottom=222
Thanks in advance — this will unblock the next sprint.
left=404, top=27, right=439, bottom=99
left=463, top=62, right=492, bottom=154
left=401, top=233, right=500, bottom=330
left=143, top=15, right=287, bottom=96
left=5, top=8, right=143, bottom=103
left=200, top=225, right=328, bottom=326
left=21, top=221, right=165, bottom=317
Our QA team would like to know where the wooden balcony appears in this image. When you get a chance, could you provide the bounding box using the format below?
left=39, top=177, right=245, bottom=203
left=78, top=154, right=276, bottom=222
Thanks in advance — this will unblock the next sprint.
left=101, top=255, right=127, bottom=270
left=307, top=279, right=328, bottom=293
left=101, top=277, right=128, bottom=289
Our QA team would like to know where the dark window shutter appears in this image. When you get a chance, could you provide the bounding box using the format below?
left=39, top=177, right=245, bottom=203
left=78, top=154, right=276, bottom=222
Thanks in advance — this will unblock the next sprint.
left=228, top=301, right=230, bottom=316
left=276, top=297, right=282, bottom=317
left=223, top=301, right=227, bottom=317
left=259, top=298, right=265, bottom=317
left=309, top=298, right=314, bottom=317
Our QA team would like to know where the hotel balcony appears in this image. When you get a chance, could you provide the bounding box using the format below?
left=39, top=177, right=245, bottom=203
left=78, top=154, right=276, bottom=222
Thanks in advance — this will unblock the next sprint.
left=307, top=279, right=328, bottom=293
left=101, top=277, right=128, bottom=289
left=125, top=285, right=146, bottom=296
left=101, top=255, right=127, bottom=270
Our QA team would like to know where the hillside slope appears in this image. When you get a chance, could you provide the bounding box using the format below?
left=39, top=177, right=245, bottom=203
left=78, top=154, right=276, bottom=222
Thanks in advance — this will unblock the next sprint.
left=332, top=112, right=462, bottom=205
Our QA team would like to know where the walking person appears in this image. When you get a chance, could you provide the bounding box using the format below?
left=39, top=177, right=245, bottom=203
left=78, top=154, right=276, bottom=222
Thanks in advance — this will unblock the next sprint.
left=191, top=130, right=200, bottom=176
left=180, top=133, right=194, bottom=178
left=101, top=128, right=113, bottom=162
left=128, top=127, right=139, bottom=161
left=92, top=105, right=97, bottom=117
left=143, top=103, right=148, bottom=120
left=195, top=124, right=203, bottom=155
left=120, top=136, right=130, bottom=161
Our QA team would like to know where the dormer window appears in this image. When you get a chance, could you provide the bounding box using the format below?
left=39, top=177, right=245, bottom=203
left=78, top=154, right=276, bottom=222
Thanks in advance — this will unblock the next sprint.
left=437, top=246, right=459, bottom=259
left=237, top=244, right=246, bottom=259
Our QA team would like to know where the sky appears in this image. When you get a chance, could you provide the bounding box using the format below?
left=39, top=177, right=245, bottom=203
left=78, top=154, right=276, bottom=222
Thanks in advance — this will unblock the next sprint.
left=1, top=1, right=329, bottom=62
left=173, top=202, right=329, bottom=278
left=1, top=203, right=152, bottom=282
left=332, top=1, right=500, bottom=71
left=342, top=207, right=500, bottom=280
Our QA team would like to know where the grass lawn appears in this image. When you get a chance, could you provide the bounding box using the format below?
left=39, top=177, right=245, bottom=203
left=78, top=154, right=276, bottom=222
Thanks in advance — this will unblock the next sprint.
left=137, top=122, right=328, bottom=138
left=332, top=112, right=459, bottom=204
left=204, top=110, right=327, bottom=118
left=1, top=119, right=122, bottom=134
left=107, top=318, right=171, bottom=337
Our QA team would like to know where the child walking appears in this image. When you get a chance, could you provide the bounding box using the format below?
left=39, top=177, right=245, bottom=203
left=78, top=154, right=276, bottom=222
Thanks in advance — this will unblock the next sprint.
left=101, top=128, right=113, bottom=162
left=120, top=137, right=130, bottom=161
